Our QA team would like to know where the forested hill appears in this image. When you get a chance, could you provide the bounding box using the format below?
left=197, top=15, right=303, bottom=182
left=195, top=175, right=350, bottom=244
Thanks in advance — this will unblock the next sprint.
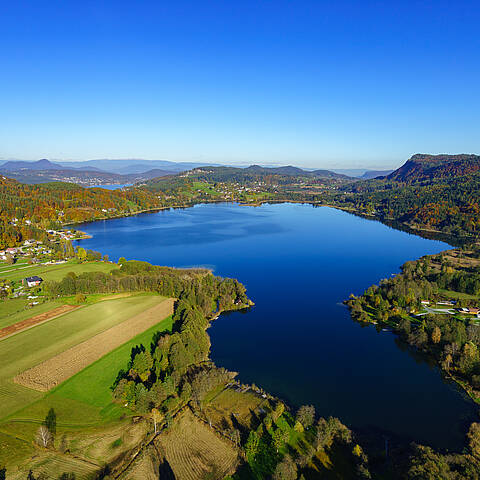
left=334, top=154, right=480, bottom=238
left=387, top=153, right=480, bottom=183
left=0, top=176, right=160, bottom=225
left=244, top=164, right=350, bottom=179
left=143, top=164, right=351, bottom=189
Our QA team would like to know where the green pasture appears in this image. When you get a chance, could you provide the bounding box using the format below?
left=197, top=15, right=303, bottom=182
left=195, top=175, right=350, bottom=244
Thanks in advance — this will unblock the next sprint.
left=0, top=260, right=118, bottom=283
left=0, top=299, right=65, bottom=329
left=439, top=288, right=479, bottom=301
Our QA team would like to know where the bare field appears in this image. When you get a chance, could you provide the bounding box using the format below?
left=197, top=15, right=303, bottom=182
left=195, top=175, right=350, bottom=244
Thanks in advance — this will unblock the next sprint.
left=204, top=387, right=266, bottom=431
left=155, top=410, right=239, bottom=480
left=0, top=304, right=78, bottom=340
left=14, top=298, right=174, bottom=392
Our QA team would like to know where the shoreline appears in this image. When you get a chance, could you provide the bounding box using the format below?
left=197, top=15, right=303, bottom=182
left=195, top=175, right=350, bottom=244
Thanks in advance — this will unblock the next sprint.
left=65, top=198, right=466, bottom=246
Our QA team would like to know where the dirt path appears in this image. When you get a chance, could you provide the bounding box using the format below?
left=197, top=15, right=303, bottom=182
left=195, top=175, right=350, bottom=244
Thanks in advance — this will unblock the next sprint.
left=0, top=304, right=79, bottom=341
left=14, top=298, right=174, bottom=392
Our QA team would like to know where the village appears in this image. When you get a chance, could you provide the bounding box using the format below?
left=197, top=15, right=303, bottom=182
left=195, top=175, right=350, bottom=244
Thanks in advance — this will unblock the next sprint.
left=0, top=228, right=92, bottom=302
left=415, top=299, right=480, bottom=322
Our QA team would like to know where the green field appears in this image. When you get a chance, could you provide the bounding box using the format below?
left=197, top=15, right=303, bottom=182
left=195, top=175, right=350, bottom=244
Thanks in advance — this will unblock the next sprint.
left=0, top=294, right=167, bottom=421
left=0, top=299, right=66, bottom=329
left=0, top=260, right=118, bottom=283
left=439, top=288, right=479, bottom=301
left=192, top=181, right=223, bottom=196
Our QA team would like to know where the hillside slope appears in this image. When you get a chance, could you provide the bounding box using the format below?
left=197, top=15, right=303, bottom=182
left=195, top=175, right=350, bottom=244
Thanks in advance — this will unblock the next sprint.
left=387, top=153, right=480, bottom=182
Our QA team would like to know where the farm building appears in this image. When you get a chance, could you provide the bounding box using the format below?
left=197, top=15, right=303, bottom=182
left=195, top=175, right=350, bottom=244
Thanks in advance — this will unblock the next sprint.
left=23, top=276, right=43, bottom=288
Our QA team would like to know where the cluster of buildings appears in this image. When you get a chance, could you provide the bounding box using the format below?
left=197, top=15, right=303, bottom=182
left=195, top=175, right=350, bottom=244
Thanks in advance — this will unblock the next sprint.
left=420, top=300, right=480, bottom=318
left=9, top=218, right=32, bottom=226
left=0, top=247, right=18, bottom=260
left=46, top=229, right=75, bottom=240
left=1, top=240, right=53, bottom=261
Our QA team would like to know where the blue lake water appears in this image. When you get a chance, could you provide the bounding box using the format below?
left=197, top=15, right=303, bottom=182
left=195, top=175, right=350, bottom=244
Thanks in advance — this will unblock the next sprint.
left=75, top=202, right=477, bottom=450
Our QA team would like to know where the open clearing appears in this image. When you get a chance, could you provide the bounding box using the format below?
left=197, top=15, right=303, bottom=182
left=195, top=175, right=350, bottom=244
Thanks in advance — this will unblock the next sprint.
left=0, top=304, right=78, bottom=340
left=155, top=409, right=239, bottom=480
left=204, top=387, right=266, bottom=431
left=0, top=260, right=118, bottom=283
left=15, top=298, right=174, bottom=391
left=0, top=299, right=65, bottom=330
left=2, top=419, right=151, bottom=480
left=0, top=294, right=168, bottom=420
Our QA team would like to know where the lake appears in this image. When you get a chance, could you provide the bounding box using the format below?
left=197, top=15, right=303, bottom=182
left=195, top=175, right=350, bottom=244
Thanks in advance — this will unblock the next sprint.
left=75, top=202, right=477, bottom=450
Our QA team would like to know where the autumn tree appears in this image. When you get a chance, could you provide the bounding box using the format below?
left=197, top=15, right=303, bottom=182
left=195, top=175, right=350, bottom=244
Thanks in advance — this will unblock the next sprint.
left=36, top=425, right=52, bottom=448
left=468, top=422, right=480, bottom=457
left=431, top=326, right=441, bottom=344
left=272, top=456, right=297, bottom=480
left=76, top=247, right=87, bottom=262
left=296, top=405, right=315, bottom=428
left=230, top=428, right=241, bottom=446
left=272, top=402, right=285, bottom=422
left=151, top=408, right=162, bottom=434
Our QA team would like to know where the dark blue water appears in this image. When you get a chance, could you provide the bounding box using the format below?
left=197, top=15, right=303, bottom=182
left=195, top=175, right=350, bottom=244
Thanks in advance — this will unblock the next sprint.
left=75, top=202, right=477, bottom=450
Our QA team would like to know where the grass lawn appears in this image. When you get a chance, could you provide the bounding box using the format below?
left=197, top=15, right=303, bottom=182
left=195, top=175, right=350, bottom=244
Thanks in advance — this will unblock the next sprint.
left=0, top=293, right=166, bottom=421
left=0, top=260, right=118, bottom=283
left=439, top=289, right=479, bottom=301
left=0, top=299, right=65, bottom=329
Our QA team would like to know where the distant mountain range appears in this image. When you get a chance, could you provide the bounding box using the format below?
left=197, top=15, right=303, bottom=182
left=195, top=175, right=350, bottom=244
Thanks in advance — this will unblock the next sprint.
left=0, top=158, right=410, bottom=186
left=360, top=169, right=394, bottom=179
left=0, top=159, right=105, bottom=172
left=0, top=159, right=173, bottom=185
left=56, top=159, right=221, bottom=174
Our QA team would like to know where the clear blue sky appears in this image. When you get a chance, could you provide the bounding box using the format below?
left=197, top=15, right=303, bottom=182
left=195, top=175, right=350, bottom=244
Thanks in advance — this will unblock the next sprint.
left=1, top=1, right=479, bottom=169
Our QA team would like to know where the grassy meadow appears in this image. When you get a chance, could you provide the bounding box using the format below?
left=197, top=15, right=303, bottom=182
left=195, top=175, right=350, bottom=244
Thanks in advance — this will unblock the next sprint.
left=0, top=259, right=118, bottom=283
left=0, top=299, right=66, bottom=329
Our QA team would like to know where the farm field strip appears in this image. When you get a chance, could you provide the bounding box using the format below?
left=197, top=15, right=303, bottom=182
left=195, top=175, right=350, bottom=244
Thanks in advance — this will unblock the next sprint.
left=14, top=298, right=175, bottom=391
left=0, top=304, right=79, bottom=340
left=0, top=294, right=168, bottom=420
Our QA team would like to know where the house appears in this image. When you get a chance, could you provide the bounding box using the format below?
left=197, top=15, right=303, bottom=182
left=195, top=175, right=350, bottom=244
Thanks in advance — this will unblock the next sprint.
left=465, top=307, right=480, bottom=315
left=23, top=276, right=43, bottom=288
left=6, top=248, right=17, bottom=254
left=420, top=300, right=430, bottom=305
